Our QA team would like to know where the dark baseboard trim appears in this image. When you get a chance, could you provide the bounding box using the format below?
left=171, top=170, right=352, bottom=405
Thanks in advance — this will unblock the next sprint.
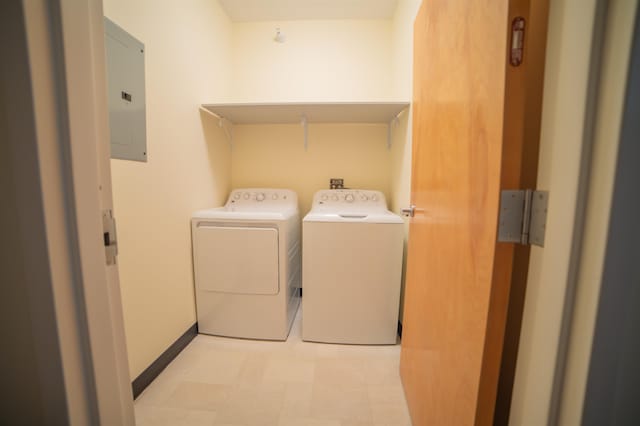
left=397, top=321, right=403, bottom=338
left=132, top=323, right=198, bottom=399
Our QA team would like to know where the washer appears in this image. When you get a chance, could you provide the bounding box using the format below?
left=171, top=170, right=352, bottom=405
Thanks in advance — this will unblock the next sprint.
left=302, top=189, right=404, bottom=344
left=191, top=188, right=300, bottom=340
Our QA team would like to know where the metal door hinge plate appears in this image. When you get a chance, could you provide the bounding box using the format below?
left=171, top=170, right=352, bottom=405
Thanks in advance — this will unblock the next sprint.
left=102, top=209, right=118, bottom=265
left=498, top=190, right=548, bottom=247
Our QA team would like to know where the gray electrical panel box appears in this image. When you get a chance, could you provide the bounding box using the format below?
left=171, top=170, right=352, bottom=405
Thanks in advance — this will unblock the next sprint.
left=104, top=17, right=147, bottom=162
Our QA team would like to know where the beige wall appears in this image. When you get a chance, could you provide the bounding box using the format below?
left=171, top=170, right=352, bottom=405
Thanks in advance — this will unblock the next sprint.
left=231, top=19, right=393, bottom=102
left=389, top=0, right=421, bottom=215
left=389, top=0, right=422, bottom=320
left=231, top=124, right=390, bottom=214
left=103, top=0, right=233, bottom=379
left=229, top=14, right=417, bottom=214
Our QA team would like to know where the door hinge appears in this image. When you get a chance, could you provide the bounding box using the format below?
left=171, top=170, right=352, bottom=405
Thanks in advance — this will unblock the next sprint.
left=102, top=209, right=118, bottom=265
left=498, top=190, right=548, bottom=247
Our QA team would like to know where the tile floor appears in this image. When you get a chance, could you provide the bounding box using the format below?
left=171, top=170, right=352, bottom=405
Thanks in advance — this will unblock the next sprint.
left=134, top=308, right=412, bottom=426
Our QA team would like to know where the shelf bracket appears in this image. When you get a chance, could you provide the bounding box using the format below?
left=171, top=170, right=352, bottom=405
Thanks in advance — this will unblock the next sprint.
left=387, top=115, right=400, bottom=150
left=301, top=115, right=308, bottom=151
left=199, top=106, right=233, bottom=150
left=387, top=107, right=409, bottom=150
left=218, top=116, right=233, bottom=150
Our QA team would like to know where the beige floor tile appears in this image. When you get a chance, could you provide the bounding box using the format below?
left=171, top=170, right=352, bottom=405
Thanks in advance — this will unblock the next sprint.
left=263, top=356, right=315, bottom=383
left=135, top=310, right=411, bottom=425
left=214, top=382, right=286, bottom=426
left=280, top=383, right=313, bottom=418
left=310, top=383, right=372, bottom=423
left=362, top=359, right=402, bottom=386
left=183, top=349, right=247, bottom=384
left=314, top=358, right=367, bottom=386
left=237, top=353, right=270, bottom=385
left=340, top=421, right=375, bottom=426
left=370, top=402, right=412, bottom=426
left=135, top=371, right=182, bottom=407
left=367, top=385, right=411, bottom=426
left=366, top=384, right=406, bottom=405
left=314, top=343, right=400, bottom=360
left=135, top=405, right=217, bottom=426
left=164, top=381, right=231, bottom=411
left=278, top=417, right=341, bottom=426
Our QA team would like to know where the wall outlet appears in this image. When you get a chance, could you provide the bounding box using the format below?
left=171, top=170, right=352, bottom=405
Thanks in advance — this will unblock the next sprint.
left=330, top=178, right=344, bottom=189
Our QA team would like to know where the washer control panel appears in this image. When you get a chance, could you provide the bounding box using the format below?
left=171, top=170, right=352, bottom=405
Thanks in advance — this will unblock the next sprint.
left=313, top=189, right=387, bottom=210
left=226, top=188, right=297, bottom=210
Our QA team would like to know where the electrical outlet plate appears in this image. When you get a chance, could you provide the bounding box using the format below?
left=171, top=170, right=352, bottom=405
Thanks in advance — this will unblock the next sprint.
left=330, top=178, right=344, bottom=189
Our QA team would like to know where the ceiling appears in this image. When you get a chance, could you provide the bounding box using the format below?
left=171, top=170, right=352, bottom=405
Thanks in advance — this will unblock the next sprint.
left=217, top=0, right=400, bottom=22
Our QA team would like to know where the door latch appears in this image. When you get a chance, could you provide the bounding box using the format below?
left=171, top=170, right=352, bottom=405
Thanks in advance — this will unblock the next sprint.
left=102, top=209, right=118, bottom=265
left=401, top=205, right=416, bottom=218
left=498, top=190, right=548, bottom=246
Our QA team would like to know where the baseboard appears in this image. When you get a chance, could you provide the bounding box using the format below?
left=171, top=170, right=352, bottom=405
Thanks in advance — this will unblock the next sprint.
left=397, top=321, right=403, bottom=338
left=132, top=323, right=198, bottom=399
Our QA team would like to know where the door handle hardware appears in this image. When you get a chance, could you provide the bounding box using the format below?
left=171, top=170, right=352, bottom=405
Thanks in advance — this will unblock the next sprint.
left=402, top=205, right=416, bottom=218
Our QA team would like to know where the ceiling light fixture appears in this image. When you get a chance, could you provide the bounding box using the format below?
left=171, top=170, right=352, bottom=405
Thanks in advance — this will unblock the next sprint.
left=274, top=27, right=286, bottom=43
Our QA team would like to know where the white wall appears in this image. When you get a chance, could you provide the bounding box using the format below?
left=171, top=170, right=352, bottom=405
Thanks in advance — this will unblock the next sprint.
left=231, top=19, right=393, bottom=102
left=103, top=0, right=233, bottom=379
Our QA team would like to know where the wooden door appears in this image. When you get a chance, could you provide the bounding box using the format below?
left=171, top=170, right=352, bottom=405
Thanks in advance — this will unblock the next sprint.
left=400, top=0, right=549, bottom=425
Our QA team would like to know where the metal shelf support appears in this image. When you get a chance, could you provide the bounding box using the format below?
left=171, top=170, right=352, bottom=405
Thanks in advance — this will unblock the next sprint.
left=199, top=106, right=233, bottom=150
left=301, top=115, right=308, bottom=151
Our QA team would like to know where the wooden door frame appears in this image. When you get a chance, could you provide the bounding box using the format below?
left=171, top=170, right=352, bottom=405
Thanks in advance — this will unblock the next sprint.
left=476, top=1, right=551, bottom=423
left=483, top=0, right=551, bottom=424
left=2, top=0, right=134, bottom=423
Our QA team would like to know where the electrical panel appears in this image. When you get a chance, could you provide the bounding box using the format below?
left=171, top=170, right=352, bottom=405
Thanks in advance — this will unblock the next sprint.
left=104, top=17, right=147, bottom=162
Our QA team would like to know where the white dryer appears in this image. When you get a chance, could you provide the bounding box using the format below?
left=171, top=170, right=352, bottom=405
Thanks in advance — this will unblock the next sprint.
left=302, top=189, right=404, bottom=344
left=191, top=188, right=300, bottom=340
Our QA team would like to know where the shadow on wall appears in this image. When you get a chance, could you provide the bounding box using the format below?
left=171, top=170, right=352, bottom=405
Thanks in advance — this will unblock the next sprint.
left=200, top=109, right=232, bottom=207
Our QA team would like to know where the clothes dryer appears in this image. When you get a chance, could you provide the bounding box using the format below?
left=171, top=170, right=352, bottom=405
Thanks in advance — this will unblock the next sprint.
left=192, top=188, right=300, bottom=340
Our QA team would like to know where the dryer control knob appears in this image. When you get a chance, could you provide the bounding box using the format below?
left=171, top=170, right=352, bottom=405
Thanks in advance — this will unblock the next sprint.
left=243, top=192, right=250, bottom=200
left=331, top=194, right=339, bottom=201
left=345, top=194, right=355, bottom=203
left=233, top=192, right=241, bottom=200
left=256, top=193, right=265, bottom=202
left=371, top=194, right=378, bottom=201
left=360, top=194, right=368, bottom=201
left=321, top=194, right=329, bottom=201
left=272, top=193, right=278, bottom=200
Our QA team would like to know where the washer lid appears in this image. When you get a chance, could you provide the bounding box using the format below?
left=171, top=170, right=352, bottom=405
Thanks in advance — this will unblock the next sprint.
left=304, top=211, right=403, bottom=224
left=305, top=189, right=403, bottom=223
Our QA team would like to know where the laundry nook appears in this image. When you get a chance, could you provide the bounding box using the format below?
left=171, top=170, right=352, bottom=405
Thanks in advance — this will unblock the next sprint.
left=6, top=0, right=636, bottom=425
left=97, top=0, right=422, bottom=421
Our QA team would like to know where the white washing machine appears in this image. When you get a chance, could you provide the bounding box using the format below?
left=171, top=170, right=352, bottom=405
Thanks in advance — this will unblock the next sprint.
left=191, top=188, right=300, bottom=340
left=302, top=189, right=404, bottom=344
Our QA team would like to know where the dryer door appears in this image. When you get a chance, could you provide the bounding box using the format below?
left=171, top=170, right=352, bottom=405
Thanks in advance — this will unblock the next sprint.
left=194, top=225, right=279, bottom=295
